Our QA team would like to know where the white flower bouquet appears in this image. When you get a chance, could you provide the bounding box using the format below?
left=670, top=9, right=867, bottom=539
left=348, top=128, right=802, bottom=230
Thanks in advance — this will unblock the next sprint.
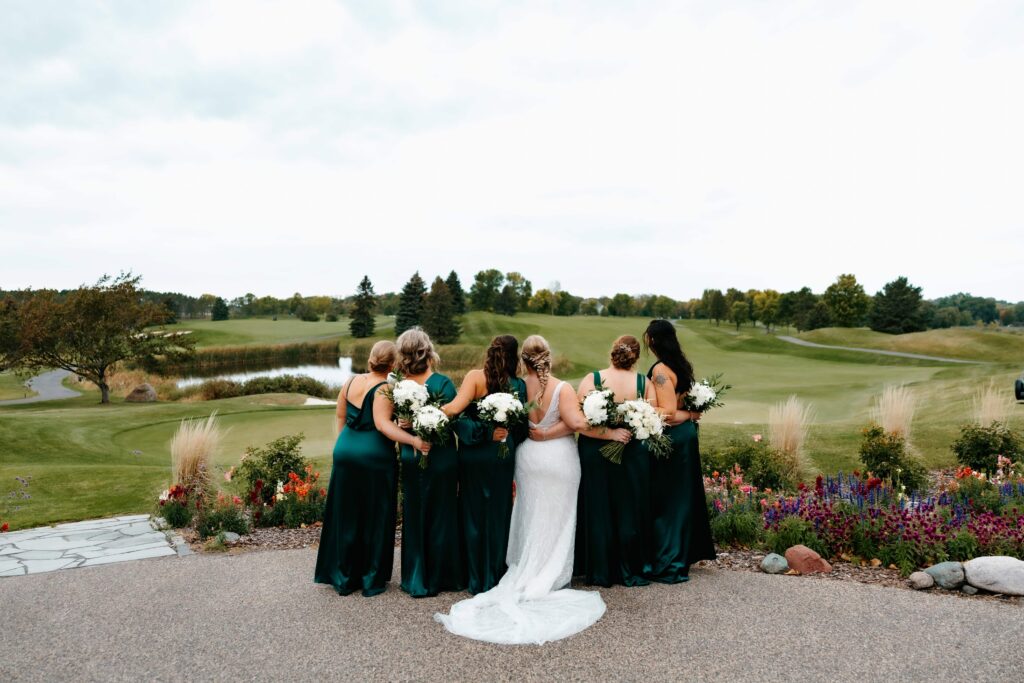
left=476, top=392, right=530, bottom=458
left=682, top=373, right=731, bottom=413
left=601, top=399, right=672, bottom=463
left=411, top=404, right=451, bottom=469
left=581, top=388, right=616, bottom=428
left=384, top=371, right=430, bottom=423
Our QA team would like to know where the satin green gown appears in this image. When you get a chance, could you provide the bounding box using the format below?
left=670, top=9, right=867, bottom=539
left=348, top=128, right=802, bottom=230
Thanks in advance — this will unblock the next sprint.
left=575, top=372, right=652, bottom=587
left=399, top=373, right=465, bottom=597
left=455, top=377, right=527, bottom=594
left=647, top=361, right=717, bottom=583
left=314, top=381, right=397, bottom=597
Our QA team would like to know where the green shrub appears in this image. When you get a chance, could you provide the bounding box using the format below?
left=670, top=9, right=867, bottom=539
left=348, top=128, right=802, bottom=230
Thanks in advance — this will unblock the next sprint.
left=237, top=434, right=309, bottom=506
left=850, top=519, right=879, bottom=560
left=709, top=502, right=764, bottom=547
left=946, top=529, right=981, bottom=562
left=161, top=499, right=193, bottom=528
left=705, top=439, right=799, bottom=491
left=252, top=469, right=327, bottom=528
left=196, top=495, right=250, bottom=539
left=952, top=475, right=1003, bottom=514
left=766, top=516, right=825, bottom=556
left=858, top=424, right=927, bottom=493
left=951, top=422, right=1024, bottom=473
left=878, top=538, right=928, bottom=576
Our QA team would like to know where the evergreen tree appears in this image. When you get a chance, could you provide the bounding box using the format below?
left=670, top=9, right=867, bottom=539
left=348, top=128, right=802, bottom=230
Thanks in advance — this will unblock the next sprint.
left=395, top=272, right=427, bottom=335
left=349, top=275, right=377, bottom=338
left=868, top=276, right=926, bottom=334
left=495, top=285, right=519, bottom=316
left=445, top=270, right=467, bottom=314
left=422, top=277, right=461, bottom=343
left=211, top=297, right=229, bottom=321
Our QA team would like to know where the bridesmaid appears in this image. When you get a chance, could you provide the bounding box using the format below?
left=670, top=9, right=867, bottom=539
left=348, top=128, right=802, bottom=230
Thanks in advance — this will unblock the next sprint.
left=643, top=319, right=716, bottom=583
left=314, top=340, right=401, bottom=597
left=574, top=336, right=652, bottom=587
left=442, top=335, right=527, bottom=594
left=387, top=327, right=464, bottom=597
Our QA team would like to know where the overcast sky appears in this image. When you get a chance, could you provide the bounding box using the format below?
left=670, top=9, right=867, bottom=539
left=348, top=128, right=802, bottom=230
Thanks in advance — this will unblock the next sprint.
left=2, top=1, right=1022, bottom=301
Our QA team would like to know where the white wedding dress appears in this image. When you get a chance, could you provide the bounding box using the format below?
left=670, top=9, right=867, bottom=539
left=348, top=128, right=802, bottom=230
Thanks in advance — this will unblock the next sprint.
left=434, top=382, right=606, bottom=645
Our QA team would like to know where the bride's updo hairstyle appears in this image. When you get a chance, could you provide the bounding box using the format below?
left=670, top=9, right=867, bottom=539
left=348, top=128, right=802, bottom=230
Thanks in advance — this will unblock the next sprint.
left=609, top=335, right=640, bottom=370
left=484, top=335, right=519, bottom=395
left=395, top=327, right=440, bottom=376
left=520, top=335, right=552, bottom=398
left=367, top=340, right=398, bottom=374
left=643, top=319, right=694, bottom=394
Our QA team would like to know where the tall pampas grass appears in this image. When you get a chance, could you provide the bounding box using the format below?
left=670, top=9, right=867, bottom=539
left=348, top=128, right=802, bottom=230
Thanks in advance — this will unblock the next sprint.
left=769, top=396, right=814, bottom=482
left=170, top=413, right=221, bottom=491
left=873, top=385, right=916, bottom=441
left=974, top=381, right=1009, bottom=426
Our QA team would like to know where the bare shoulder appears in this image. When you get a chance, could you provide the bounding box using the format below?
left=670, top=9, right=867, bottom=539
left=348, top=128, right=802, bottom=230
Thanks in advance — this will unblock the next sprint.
left=652, top=364, right=677, bottom=388
left=576, top=373, right=594, bottom=395
left=462, top=368, right=485, bottom=386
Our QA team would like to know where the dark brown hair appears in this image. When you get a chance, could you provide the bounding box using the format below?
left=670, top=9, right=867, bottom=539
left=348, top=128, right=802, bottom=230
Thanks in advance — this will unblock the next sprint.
left=484, top=335, right=519, bottom=394
left=643, top=319, right=694, bottom=393
left=610, top=335, right=640, bottom=369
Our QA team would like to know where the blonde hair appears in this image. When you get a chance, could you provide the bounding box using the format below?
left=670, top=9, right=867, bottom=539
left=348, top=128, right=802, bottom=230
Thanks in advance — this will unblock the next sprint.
left=395, top=327, right=440, bottom=375
left=367, top=340, right=398, bottom=374
left=521, top=335, right=552, bottom=399
left=610, top=335, right=640, bottom=370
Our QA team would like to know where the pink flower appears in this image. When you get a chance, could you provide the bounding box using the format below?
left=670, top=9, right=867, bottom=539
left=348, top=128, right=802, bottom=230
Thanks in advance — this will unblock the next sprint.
left=740, top=485, right=755, bottom=494
left=752, top=434, right=763, bottom=443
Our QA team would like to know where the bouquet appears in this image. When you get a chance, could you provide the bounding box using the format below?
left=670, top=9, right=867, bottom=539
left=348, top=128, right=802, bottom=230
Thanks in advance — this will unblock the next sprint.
left=581, top=388, right=617, bottom=428
left=682, top=373, right=731, bottom=413
left=601, top=399, right=672, bottom=464
left=411, top=405, right=451, bottom=469
left=476, top=392, right=530, bottom=459
left=384, top=370, right=430, bottom=423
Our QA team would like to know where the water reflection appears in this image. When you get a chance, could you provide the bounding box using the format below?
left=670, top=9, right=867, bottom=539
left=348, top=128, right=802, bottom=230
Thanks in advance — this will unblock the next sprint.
left=177, top=357, right=355, bottom=388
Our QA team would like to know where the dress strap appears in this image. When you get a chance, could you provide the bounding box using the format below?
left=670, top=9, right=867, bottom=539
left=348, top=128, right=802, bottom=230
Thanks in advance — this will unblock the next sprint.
left=636, top=373, right=646, bottom=399
left=363, top=381, right=387, bottom=409
left=592, top=370, right=603, bottom=389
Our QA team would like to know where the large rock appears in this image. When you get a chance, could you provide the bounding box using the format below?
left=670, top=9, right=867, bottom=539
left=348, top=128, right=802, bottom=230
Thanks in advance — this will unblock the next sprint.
left=924, top=561, right=965, bottom=590
left=222, top=532, right=241, bottom=545
left=760, top=553, right=789, bottom=574
left=908, top=571, right=934, bottom=590
left=964, top=556, right=1024, bottom=596
left=125, top=383, right=157, bottom=403
left=784, top=545, right=832, bottom=574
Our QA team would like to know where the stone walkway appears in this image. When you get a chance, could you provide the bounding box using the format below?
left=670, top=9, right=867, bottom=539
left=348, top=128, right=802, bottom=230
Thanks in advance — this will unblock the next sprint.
left=0, top=515, right=184, bottom=577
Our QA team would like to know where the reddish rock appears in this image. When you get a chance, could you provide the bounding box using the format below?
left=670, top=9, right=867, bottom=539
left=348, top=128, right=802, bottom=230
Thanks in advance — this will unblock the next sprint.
left=784, top=544, right=832, bottom=574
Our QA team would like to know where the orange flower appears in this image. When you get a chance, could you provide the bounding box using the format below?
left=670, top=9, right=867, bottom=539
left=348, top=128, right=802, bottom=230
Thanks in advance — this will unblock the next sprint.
left=319, top=487, right=327, bottom=497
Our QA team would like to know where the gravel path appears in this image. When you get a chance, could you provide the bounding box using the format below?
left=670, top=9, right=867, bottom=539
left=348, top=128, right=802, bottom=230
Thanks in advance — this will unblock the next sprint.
left=0, top=369, right=81, bottom=406
left=777, top=336, right=981, bottom=364
left=1, top=548, right=1021, bottom=682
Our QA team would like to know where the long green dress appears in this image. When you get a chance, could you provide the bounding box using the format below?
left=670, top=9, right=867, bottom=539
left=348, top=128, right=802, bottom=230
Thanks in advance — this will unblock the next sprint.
left=646, top=361, right=717, bottom=583
left=400, top=373, right=464, bottom=597
left=575, top=372, right=652, bottom=587
left=314, top=381, right=397, bottom=597
left=455, top=377, right=528, bottom=594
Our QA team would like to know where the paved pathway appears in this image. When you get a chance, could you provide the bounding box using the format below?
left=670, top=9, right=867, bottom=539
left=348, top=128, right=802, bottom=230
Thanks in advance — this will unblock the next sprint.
left=777, top=336, right=981, bottom=364
left=0, top=369, right=82, bottom=406
left=1, top=547, right=1021, bottom=681
left=0, top=515, right=182, bottom=576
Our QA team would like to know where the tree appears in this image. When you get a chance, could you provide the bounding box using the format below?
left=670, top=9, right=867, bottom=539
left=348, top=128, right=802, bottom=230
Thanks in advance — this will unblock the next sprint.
left=494, top=285, right=519, bottom=316
left=528, top=289, right=557, bottom=314
left=445, top=271, right=467, bottom=314
left=211, top=297, right=229, bottom=321
left=753, top=289, right=781, bottom=333
left=395, top=272, right=427, bottom=335
left=781, top=287, right=818, bottom=331
left=469, top=269, right=504, bottom=311
left=7, top=274, right=195, bottom=404
left=161, top=296, right=178, bottom=324
left=708, top=289, right=728, bottom=325
left=349, top=275, right=377, bottom=338
left=505, top=272, right=533, bottom=310
left=868, top=276, right=926, bottom=334
left=823, top=274, right=870, bottom=327
left=422, top=277, right=461, bottom=344
left=555, top=291, right=581, bottom=316
left=805, top=300, right=833, bottom=330
left=607, top=293, right=634, bottom=317
left=729, top=301, right=749, bottom=330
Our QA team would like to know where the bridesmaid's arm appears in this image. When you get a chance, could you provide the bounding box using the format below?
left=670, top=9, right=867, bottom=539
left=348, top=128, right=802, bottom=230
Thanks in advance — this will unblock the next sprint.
left=335, top=378, right=352, bottom=434
left=556, top=382, right=590, bottom=432
left=650, top=365, right=696, bottom=425
left=372, top=393, right=431, bottom=452
left=532, top=421, right=575, bottom=441
left=578, top=426, right=631, bottom=443
left=441, top=370, right=482, bottom=418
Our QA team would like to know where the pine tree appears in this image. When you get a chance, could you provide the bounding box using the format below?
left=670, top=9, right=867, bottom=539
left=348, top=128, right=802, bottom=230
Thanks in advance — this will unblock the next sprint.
left=445, top=271, right=467, bottom=314
left=211, top=297, right=229, bottom=321
left=868, top=276, right=925, bottom=334
left=495, top=285, right=518, bottom=316
left=395, top=272, right=427, bottom=335
left=349, top=275, right=377, bottom=338
left=422, top=277, right=461, bottom=344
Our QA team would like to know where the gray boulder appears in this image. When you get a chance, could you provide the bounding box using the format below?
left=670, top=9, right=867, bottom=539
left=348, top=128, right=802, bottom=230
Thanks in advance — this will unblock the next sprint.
left=125, top=383, right=158, bottom=403
left=924, top=561, right=965, bottom=590
left=908, top=571, right=934, bottom=590
left=760, top=553, right=789, bottom=574
left=222, top=532, right=241, bottom=545
left=964, top=556, right=1024, bottom=596
left=961, top=585, right=979, bottom=595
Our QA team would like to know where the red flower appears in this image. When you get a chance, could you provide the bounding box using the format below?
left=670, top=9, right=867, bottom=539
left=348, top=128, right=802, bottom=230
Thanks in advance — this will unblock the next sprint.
left=1, top=522, right=8, bottom=532
left=319, top=488, right=327, bottom=497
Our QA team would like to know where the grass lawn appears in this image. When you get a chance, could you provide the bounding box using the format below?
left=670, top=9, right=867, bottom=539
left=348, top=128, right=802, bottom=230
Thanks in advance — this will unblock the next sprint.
left=2, top=313, right=1022, bottom=530
left=796, top=326, right=1024, bottom=363
left=0, top=371, right=35, bottom=401
left=162, top=316, right=394, bottom=348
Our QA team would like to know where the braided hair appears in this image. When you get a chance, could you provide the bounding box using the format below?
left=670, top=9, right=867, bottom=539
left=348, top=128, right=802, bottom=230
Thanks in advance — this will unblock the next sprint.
left=520, top=334, right=552, bottom=401
left=484, top=335, right=519, bottom=395
left=395, top=327, right=440, bottom=376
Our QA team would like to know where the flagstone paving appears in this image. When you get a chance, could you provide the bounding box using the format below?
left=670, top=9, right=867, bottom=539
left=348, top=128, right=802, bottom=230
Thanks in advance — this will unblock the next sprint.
left=0, top=515, right=183, bottom=577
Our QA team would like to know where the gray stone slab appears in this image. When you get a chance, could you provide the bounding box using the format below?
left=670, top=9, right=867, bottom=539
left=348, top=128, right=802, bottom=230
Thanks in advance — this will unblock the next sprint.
left=0, top=565, right=26, bottom=577
left=78, top=542, right=173, bottom=560
left=99, top=533, right=167, bottom=549
left=24, top=559, right=77, bottom=575
left=115, top=515, right=151, bottom=523
left=10, top=550, right=64, bottom=560
left=121, top=523, right=157, bottom=536
left=81, top=546, right=175, bottom=566
left=16, top=538, right=96, bottom=552
left=54, top=519, right=126, bottom=531
left=0, top=546, right=21, bottom=556
left=83, top=531, right=123, bottom=542
left=0, top=559, right=23, bottom=573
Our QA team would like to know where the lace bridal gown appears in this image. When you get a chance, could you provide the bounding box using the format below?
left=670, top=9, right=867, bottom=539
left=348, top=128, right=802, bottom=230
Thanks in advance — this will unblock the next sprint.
left=434, top=382, right=606, bottom=645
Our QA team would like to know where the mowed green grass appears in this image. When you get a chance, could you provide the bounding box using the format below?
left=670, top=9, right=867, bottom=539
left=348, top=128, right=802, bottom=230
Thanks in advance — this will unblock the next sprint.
left=0, top=371, right=35, bottom=401
left=2, top=312, right=1022, bottom=529
left=797, top=326, right=1024, bottom=363
left=162, top=316, right=394, bottom=348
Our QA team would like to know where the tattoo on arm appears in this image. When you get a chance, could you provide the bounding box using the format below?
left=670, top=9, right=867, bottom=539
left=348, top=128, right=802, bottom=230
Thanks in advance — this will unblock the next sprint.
left=654, top=373, right=668, bottom=387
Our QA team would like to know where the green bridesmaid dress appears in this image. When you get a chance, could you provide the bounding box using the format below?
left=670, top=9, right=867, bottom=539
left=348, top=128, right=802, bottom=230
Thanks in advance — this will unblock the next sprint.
left=455, top=377, right=527, bottom=594
left=575, top=372, right=652, bottom=587
left=646, top=361, right=717, bottom=583
left=314, top=381, right=397, bottom=597
left=399, top=373, right=465, bottom=597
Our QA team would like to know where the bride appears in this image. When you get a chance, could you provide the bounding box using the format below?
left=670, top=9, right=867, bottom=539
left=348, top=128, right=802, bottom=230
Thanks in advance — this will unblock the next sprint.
left=434, top=335, right=610, bottom=645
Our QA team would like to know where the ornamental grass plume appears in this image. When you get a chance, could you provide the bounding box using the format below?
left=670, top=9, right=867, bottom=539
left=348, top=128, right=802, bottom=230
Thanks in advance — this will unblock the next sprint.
left=170, top=412, right=221, bottom=491
left=974, top=381, right=1009, bottom=426
left=873, top=385, right=916, bottom=442
left=769, top=396, right=814, bottom=482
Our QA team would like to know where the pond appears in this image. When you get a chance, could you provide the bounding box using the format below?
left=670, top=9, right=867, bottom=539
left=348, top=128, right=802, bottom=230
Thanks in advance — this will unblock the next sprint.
left=176, top=357, right=355, bottom=388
